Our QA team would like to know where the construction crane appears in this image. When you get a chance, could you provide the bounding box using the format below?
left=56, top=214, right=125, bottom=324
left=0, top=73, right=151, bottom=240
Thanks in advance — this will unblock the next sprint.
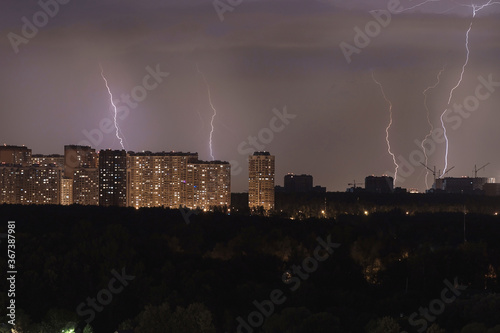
left=420, top=163, right=437, bottom=185
left=348, top=180, right=364, bottom=189
left=474, top=163, right=490, bottom=178
left=441, top=166, right=455, bottom=177
left=420, top=163, right=455, bottom=188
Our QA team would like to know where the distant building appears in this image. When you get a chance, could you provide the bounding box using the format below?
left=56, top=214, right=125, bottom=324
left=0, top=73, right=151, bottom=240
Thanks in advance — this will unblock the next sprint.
left=32, top=154, right=64, bottom=167
left=484, top=183, right=500, bottom=196
left=275, top=185, right=285, bottom=193
left=394, top=187, right=407, bottom=194
left=127, top=151, right=201, bottom=209
left=186, top=160, right=231, bottom=211
left=99, top=149, right=127, bottom=207
left=5, top=165, right=62, bottom=204
left=346, top=185, right=365, bottom=193
left=0, top=144, right=233, bottom=209
left=249, top=152, right=275, bottom=212
left=63, top=145, right=99, bottom=205
left=127, top=152, right=166, bottom=209
left=64, top=145, right=98, bottom=178
left=434, top=177, right=494, bottom=194
left=73, top=168, right=99, bottom=205
left=0, top=147, right=62, bottom=205
left=0, top=145, right=31, bottom=166
left=0, top=165, right=22, bottom=204
left=127, top=151, right=231, bottom=211
left=164, top=152, right=199, bottom=208
left=313, top=185, right=327, bottom=193
left=20, top=165, right=62, bottom=204
left=281, top=174, right=326, bottom=193
left=365, top=176, right=394, bottom=194
left=284, top=174, right=313, bottom=193
left=61, top=177, right=73, bottom=205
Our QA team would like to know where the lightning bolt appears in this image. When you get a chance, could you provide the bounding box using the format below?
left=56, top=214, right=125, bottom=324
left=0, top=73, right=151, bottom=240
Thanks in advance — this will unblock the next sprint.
left=395, top=0, right=441, bottom=13
left=439, top=0, right=500, bottom=177
left=196, top=63, right=217, bottom=161
left=372, top=71, right=399, bottom=184
left=472, top=0, right=500, bottom=12
left=100, top=64, right=125, bottom=150
left=421, top=64, right=446, bottom=188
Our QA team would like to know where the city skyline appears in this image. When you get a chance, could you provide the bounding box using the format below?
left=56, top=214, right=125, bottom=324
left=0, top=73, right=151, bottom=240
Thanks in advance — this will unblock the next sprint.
left=2, top=1, right=500, bottom=193
left=3, top=2, right=500, bottom=332
left=1, top=142, right=311, bottom=191
left=0, top=144, right=233, bottom=210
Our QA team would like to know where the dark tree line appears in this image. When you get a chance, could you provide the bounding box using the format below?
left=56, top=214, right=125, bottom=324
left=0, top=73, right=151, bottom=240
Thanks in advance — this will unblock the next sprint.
left=0, top=204, right=500, bottom=332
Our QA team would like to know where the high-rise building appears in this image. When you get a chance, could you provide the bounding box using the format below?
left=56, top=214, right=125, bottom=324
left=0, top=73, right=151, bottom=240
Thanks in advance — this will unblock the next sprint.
left=434, top=177, right=494, bottom=194
left=1, top=144, right=232, bottom=209
left=249, top=151, right=275, bottom=212
left=284, top=174, right=313, bottom=193
left=99, top=149, right=127, bottom=207
left=0, top=145, right=62, bottom=205
left=165, top=153, right=198, bottom=208
left=365, top=176, right=394, bottom=194
left=126, top=152, right=231, bottom=211
left=186, top=160, right=231, bottom=211
left=61, top=177, right=73, bottom=205
left=127, top=152, right=166, bottom=209
left=73, top=168, right=99, bottom=205
left=0, top=165, right=22, bottom=204
left=19, top=165, right=62, bottom=204
left=32, top=154, right=64, bottom=167
left=127, top=152, right=230, bottom=210
left=0, top=145, right=31, bottom=166
left=64, top=145, right=98, bottom=205
left=64, top=145, right=98, bottom=179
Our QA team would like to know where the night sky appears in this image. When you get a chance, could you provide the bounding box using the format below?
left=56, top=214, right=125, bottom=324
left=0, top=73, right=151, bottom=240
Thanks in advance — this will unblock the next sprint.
left=1, top=0, right=500, bottom=192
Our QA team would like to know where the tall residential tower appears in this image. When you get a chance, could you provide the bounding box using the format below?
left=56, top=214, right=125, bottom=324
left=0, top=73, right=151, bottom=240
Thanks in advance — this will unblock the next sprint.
left=99, top=149, right=127, bottom=207
left=248, top=151, right=275, bottom=212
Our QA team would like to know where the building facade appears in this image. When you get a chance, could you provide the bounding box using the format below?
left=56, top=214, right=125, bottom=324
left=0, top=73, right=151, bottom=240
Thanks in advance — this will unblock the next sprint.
left=64, top=145, right=98, bottom=178
left=32, top=154, right=64, bottom=167
left=284, top=174, right=313, bottom=193
left=186, top=160, right=231, bottom=211
left=249, top=151, right=275, bottom=212
left=0, top=145, right=31, bottom=166
left=99, top=149, right=128, bottom=207
left=64, top=145, right=99, bottom=205
left=128, top=152, right=167, bottom=209
left=0, top=164, right=62, bottom=205
left=73, top=168, right=99, bottom=205
left=61, top=177, right=73, bottom=205
left=0, top=165, right=22, bottom=204
left=365, top=176, right=394, bottom=194
left=484, top=183, right=500, bottom=196
left=434, top=177, right=494, bottom=194
left=127, top=152, right=230, bottom=211
left=22, top=166, right=62, bottom=204
left=163, top=153, right=198, bottom=208
left=1, top=145, right=233, bottom=209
